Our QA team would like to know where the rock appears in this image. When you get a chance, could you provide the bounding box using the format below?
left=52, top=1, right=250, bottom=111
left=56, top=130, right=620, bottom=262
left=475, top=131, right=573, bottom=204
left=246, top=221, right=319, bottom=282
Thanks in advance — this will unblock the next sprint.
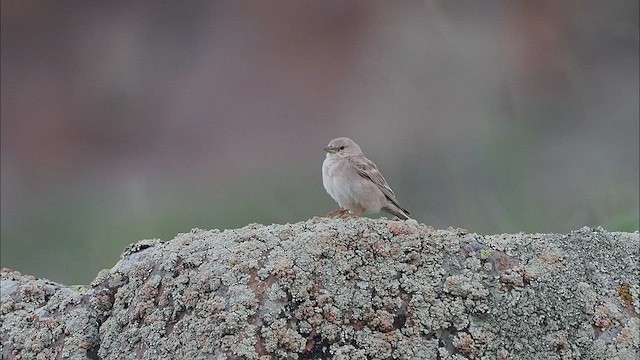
left=1, top=218, right=639, bottom=359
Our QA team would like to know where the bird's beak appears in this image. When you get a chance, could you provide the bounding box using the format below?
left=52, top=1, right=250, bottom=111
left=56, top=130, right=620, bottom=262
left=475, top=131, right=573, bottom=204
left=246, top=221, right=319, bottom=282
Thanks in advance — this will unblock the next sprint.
left=324, top=146, right=337, bottom=153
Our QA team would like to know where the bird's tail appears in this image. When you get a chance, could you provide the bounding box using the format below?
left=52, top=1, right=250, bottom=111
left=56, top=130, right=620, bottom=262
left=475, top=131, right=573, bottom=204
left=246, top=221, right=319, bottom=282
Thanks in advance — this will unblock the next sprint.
left=383, top=204, right=411, bottom=220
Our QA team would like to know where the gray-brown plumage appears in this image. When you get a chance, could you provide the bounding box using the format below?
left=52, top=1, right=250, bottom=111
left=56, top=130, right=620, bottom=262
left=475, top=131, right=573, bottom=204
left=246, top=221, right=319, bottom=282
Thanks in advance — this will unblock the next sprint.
left=322, top=137, right=410, bottom=220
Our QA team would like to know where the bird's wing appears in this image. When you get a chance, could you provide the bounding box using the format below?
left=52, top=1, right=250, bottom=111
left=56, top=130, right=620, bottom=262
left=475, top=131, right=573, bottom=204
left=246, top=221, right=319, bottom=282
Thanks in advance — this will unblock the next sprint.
left=349, top=156, right=408, bottom=212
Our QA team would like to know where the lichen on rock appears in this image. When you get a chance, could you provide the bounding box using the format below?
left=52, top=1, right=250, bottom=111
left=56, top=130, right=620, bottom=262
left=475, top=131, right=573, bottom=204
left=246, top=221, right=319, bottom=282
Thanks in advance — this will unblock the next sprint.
left=1, top=219, right=639, bottom=359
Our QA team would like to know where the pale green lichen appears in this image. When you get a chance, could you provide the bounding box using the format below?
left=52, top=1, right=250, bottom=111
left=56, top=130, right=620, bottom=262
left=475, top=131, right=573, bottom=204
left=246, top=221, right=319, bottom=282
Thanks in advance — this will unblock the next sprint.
left=479, top=248, right=493, bottom=260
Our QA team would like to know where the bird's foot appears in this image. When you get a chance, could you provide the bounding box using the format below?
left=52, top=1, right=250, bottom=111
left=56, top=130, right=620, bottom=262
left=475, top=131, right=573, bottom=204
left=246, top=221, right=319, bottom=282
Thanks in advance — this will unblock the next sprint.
left=327, top=208, right=350, bottom=218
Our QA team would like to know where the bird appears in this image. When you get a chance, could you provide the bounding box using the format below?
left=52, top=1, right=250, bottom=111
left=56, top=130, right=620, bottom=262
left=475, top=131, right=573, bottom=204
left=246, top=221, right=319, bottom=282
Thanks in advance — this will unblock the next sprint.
left=322, top=137, right=411, bottom=220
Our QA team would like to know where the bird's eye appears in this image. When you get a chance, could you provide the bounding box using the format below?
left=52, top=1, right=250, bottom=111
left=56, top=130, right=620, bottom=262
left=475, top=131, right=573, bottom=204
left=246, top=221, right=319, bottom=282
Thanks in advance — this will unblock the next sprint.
left=339, top=146, right=345, bottom=150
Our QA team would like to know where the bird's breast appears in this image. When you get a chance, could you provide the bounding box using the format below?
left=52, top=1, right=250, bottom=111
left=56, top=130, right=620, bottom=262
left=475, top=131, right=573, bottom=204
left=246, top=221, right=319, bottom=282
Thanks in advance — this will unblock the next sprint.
left=322, top=158, right=371, bottom=209
left=322, top=160, right=347, bottom=199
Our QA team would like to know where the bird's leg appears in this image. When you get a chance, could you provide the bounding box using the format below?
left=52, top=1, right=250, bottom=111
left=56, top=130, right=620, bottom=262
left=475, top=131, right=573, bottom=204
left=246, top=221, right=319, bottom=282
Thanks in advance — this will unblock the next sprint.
left=326, top=209, right=339, bottom=217
left=340, top=209, right=363, bottom=219
left=327, top=208, right=350, bottom=217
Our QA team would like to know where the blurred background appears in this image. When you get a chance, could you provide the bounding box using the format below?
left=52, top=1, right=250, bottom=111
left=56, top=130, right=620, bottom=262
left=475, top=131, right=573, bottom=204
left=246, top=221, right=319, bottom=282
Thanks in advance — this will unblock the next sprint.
left=1, top=1, right=638, bottom=285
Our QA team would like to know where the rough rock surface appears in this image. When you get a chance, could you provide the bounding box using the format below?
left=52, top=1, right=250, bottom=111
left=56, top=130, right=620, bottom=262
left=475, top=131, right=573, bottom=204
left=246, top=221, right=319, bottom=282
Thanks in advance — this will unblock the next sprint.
left=1, top=218, right=639, bottom=360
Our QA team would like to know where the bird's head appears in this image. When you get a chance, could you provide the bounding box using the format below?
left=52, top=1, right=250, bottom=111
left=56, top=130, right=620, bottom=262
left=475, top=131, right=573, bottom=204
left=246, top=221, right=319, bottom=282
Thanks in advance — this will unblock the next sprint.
left=324, top=137, right=363, bottom=159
